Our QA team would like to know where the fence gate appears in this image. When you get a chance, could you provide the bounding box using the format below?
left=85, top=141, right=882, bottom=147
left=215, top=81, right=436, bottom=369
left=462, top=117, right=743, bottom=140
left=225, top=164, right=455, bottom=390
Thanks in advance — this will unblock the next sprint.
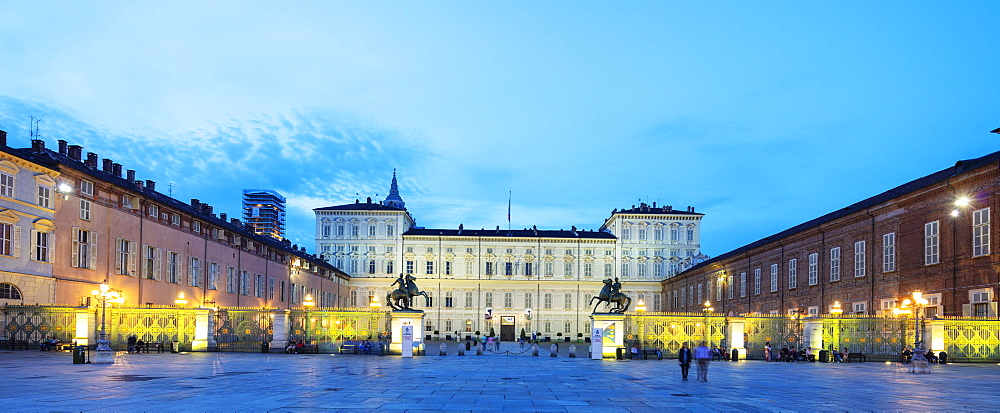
left=106, top=307, right=197, bottom=351
left=288, top=310, right=389, bottom=353
left=628, top=314, right=727, bottom=355
left=943, top=318, right=1000, bottom=362
left=820, top=316, right=906, bottom=361
left=1, top=305, right=79, bottom=344
left=744, top=316, right=803, bottom=360
left=215, top=308, right=273, bottom=351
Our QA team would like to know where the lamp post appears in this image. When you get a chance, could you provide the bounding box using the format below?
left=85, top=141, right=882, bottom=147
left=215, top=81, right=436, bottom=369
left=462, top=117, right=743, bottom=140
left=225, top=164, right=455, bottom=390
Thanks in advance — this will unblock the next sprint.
left=702, top=300, right=714, bottom=346
left=91, top=284, right=125, bottom=364
left=636, top=299, right=646, bottom=350
left=788, top=309, right=802, bottom=351
left=175, top=292, right=188, bottom=307
left=369, top=295, right=381, bottom=343
left=524, top=308, right=532, bottom=342
left=893, top=291, right=929, bottom=352
left=830, top=301, right=843, bottom=355
left=303, top=293, right=315, bottom=344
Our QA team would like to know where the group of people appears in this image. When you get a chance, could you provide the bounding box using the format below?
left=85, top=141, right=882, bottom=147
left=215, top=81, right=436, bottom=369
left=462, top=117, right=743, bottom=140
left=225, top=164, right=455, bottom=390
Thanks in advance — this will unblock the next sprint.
left=764, top=342, right=815, bottom=362
left=676, top=341, right=713, bottom=381
left=126, top=335, right=147, bottom=353
left=285, top=340, right=307, bottom=353
left=901, top=347, right=940, bottom=363
left=38, top=336, right=63, bottom=351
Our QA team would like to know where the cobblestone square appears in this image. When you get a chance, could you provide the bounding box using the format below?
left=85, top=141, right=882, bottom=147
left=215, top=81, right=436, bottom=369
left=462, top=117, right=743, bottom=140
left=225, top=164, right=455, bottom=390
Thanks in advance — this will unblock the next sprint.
left=1, top=349, right=996, bottom=412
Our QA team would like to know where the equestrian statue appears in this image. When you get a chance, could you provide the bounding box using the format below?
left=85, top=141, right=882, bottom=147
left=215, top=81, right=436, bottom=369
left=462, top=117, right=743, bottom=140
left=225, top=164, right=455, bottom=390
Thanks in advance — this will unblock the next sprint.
left=590, top=277, right=632, bottom=313
left=386, top=274, right=430, bottom=310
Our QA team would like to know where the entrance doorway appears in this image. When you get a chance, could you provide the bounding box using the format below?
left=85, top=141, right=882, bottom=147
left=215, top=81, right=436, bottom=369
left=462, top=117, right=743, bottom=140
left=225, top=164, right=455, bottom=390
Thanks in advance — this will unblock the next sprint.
left=500, top=316, right=515, bottom=341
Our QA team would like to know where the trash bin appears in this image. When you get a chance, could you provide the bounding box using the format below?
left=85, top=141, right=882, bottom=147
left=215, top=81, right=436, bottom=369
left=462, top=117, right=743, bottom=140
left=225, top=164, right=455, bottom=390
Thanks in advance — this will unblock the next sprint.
left=465, top=341, right=471, bottom=351
left=938, top=352, right=947, bottom=364
left=615, top=347, right=624, bottom=360
left=73, top=346, right=86, bottom=364
left=731, top=349, right=739, bottom=361
left=819, top=349, right=830, bottom=363
left=171, top=341, right=180, bottom=353
left=261, top=341, right=270, bottom=353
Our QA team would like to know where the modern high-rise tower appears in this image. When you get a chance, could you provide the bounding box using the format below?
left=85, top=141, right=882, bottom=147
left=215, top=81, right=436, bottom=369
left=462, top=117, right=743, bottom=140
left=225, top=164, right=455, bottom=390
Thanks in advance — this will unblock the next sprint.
left=243, top=189, right=286, bottom=239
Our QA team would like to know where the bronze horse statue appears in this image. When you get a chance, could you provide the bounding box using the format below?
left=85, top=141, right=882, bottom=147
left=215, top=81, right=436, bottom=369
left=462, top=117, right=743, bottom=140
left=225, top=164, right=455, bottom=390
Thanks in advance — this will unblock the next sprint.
left=590, top=278, right=632, bottom=313
left=386, top=274, right=430, bottom=310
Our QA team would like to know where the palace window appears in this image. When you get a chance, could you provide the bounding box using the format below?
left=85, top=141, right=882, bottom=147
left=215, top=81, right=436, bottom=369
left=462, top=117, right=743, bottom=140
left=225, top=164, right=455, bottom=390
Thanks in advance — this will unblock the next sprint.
left=189, top=257, right=201, bottom=287
left=854, top=240, right=866, bottom=277
left=32, top=229, right=52, bottom=263
left=166, top=252, right=181, bottom=283
left=829, top=247, right=841, bottom=282
left=740, top=272, right=747, bottom=297
left=808, top=253, right=818, bottom=285
left=770, top=264, right=778, bottom=292
left=0, top=282, right=22, bottom=300
left=925, top=221, right=939, bottom=265
left=37, top=185, right=51, bottom=208
left=788, top=259, right=797, bottom=289
left=544, top=293, right=552, bottom=309
left=973, top=208, right=990, bottom=257
left=883, top=233, right=896, bottom=272
left=504, top=292, right=513, bottom=308
left=72, top=227, right=96, bottom=269
left=565, top=293, right=573, bottom=309
left=465, top=291, right=473, bottom=308
left=208, top=262, right=219, bottom=290
left=227, top=267, right=237, bottom=292
left=0, top=172, right=13, bottom=197
left=144, top=246, right=162, bottom=280
left=79, top=199, right=91, bottom=220
left=753, top=269, right=761, bottom=295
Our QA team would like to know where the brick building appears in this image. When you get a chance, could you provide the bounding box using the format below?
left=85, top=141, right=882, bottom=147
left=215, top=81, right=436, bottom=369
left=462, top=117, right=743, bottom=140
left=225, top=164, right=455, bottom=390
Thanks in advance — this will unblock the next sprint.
left=665, top=150, right=998, bottom=318
left=0, top=132, right=347, bottom=308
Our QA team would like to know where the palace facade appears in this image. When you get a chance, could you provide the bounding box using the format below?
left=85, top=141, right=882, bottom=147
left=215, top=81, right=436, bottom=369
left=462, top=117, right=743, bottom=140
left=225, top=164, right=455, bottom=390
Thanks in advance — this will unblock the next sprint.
left=665, top=150, right=999, bottom=319
left=0, top=132, right=345, bottom=309
left=315, top=171, right=707, bottom=340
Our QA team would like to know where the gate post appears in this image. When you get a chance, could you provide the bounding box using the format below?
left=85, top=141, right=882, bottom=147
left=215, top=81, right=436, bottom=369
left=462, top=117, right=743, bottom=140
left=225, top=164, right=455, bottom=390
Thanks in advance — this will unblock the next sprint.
left=804, top=319, right=823, bottom=351
left=727, top=317, right=747, bottom=360
left=926, top=319, right=945, bottom=355
left=74, top=307, right=95, bottom=346
left=192, top=308, right=215, bottom=352
left=269, top=309, right=290, bottom=352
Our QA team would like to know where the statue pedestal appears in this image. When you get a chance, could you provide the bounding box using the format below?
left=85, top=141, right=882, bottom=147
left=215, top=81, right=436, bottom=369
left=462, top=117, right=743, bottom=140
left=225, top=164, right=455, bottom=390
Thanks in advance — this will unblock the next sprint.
left=591, top=313, right=625, bottom=359
left=389, top=310, right=425, bottom=356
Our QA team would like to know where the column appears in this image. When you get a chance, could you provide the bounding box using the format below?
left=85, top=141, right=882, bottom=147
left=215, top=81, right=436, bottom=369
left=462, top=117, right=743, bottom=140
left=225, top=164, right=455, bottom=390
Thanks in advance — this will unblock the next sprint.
left=727, top=317, right=747, bottom=359
left=74, top=307, right=95, bottom=346
left=191, top=309, right=215, bottom=352
left=803, top=320, right=823, bottom=351
left=269, top=309, right=290, bottom=351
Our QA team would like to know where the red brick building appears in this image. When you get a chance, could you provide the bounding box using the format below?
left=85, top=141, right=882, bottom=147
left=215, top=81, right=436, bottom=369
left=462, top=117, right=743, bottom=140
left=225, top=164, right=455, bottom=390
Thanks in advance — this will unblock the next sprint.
left=665, top=151, right=998, bottom=318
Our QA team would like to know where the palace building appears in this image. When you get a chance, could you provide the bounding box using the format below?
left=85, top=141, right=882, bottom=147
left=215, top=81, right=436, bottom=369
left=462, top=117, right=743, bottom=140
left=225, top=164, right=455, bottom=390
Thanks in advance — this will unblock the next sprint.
left=315, top=171, right=707, bottom=340
left=665, top=150, right=999, bottom=319
left=0, top=131, right=345, bottom=309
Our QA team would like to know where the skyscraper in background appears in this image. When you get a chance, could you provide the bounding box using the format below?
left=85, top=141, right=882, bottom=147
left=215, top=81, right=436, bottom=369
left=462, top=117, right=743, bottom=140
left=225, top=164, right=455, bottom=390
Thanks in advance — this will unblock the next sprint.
left=243, top=189, right=286, bottom=239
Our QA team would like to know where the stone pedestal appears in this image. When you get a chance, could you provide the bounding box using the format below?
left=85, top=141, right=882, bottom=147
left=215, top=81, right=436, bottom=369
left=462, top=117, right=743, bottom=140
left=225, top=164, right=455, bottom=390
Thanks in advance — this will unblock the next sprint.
left=389, top=310, right=425, bottom=355
left=590, top=313, right=625, bottom=359
left=191, top=309, right=215, bottom=352
left=726, top=317, right=747, bottom=360
left=269, top=310, right=290, bottom=352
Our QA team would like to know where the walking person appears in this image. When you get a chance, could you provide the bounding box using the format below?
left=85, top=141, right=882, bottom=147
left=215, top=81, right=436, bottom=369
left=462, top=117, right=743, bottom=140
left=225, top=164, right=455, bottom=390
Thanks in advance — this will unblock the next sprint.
left=694, top=341, right=711, bottom=382
left=764, top=341, right=772, bottom=362
left=677, top=342, right=693, bottom=381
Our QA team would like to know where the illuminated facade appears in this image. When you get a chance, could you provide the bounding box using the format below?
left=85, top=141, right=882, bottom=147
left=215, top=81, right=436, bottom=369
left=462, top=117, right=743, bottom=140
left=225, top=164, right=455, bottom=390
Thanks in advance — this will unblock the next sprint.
left=0, top=132, right=346, bottom=308
left=667, top=150, right=999, bottom=319
left=242, top=189, right=286, bottom=239
left=315, top=173, right=707, bottom=340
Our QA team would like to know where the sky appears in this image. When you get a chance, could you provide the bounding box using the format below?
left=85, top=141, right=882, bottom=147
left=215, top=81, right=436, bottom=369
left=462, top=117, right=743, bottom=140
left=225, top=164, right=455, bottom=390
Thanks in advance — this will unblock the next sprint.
left=1, top=2, right=998, bottom=256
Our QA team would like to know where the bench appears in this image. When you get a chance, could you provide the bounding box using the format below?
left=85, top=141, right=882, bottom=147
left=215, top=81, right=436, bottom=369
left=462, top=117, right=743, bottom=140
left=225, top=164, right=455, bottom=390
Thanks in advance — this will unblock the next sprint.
left=339, top=343, right=358, bottom=354
left=2, top=340, right=31, bottom=350
left=847, top=352, right=866, bottom=363
left=641, top=349, right=662, bottom=360
left=299, top=343, right=320, bottom=354
left=138, top=342, right=165, bottom=353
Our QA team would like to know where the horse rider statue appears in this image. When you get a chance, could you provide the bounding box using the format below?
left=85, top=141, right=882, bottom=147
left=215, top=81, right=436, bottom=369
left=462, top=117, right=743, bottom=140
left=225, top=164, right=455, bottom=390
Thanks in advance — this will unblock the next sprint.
left=386, top=274, right=431, bottom=310
left=589, top=277, right=632, bottom=313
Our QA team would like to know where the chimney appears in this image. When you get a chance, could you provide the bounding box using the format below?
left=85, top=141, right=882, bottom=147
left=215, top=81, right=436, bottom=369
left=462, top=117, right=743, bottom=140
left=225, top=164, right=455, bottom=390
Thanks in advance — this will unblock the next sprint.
left=67, top=145, right=83, bottom=161
left=203, top=205, right=213, bottom=215
left=190, top=199, right=200, bottom=208
left=220, top=213, right=227, bottom=221
left=145, top=180, right=155, bottom=191
left=230, top=218, right=240, bottom=225
left=126, top=170, right=136, bottom=182
left=31, top=139, right=45, bottom=153
left=0, top=130, right=6, bottom=146
left=85, top=152, right=98, bottom=168
left=102, top=159, right=113, bottom=172
left=58, top=140, right=68, bottom=154
left=112, top=163, right=122, bottom=177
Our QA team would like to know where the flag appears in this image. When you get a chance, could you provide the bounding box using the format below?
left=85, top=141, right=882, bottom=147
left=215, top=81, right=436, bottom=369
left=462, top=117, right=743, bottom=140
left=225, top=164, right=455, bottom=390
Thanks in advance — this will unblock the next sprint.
left=507, top=191, right=511, bottom=223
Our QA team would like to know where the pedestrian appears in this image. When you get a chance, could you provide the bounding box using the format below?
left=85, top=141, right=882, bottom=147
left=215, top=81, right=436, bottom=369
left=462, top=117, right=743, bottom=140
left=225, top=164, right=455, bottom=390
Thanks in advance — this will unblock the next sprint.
left=694, top=341, right=711, bottom=382
left=764, top=341, right=772, bottom=362
left=677, top=342, right=692, bottom=381
left=519, top=337, right=525, bottom=348
left=495, top=338, right=501, bottom=351
left=127, top=335, right=138, bottom=353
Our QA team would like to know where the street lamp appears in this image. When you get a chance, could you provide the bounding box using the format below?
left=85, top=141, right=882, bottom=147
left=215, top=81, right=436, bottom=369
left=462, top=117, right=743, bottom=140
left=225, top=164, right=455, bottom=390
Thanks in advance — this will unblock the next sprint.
left=830, top=301, right=843, bottom=355
left=702, top=300, right=714, bottom=346
left=91, top=284, right=125, bottom=364
left=788, top=309, right=803, bottom=351
left=175, top=292, right=188, bottom=306
left=893, top=291, right=929, bottom=352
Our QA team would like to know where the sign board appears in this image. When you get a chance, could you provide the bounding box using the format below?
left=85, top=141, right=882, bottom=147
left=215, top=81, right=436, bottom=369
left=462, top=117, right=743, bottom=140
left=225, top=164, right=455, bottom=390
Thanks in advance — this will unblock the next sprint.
left=401, top=325, right=413, bottom=358
left=591, top=327, right=603, bottom=360
left=501, top=316, right=515, bottom=325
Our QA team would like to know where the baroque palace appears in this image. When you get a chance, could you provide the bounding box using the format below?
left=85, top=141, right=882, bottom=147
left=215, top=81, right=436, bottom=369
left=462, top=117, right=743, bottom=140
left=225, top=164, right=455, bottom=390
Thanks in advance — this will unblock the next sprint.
left=314, top=171, right=708, bottom=341
left=666, top=150, right=999, bottom=319
left=0, top=131, right=346, bottom=309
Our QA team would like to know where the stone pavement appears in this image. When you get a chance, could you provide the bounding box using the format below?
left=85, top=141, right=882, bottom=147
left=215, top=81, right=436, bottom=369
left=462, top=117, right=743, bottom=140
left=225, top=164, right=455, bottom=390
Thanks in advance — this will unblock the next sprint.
left=1, top=347, right=997, bottom=412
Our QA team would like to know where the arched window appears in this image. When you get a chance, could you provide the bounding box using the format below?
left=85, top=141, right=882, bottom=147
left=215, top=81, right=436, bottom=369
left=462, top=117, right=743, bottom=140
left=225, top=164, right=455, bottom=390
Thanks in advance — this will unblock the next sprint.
left=1, top=283, right=22, bottom=300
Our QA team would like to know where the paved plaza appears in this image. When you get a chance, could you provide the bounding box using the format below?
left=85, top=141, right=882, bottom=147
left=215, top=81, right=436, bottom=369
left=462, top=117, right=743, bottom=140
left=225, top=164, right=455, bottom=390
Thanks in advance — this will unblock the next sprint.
left=1, top=345, right=997, bottom=412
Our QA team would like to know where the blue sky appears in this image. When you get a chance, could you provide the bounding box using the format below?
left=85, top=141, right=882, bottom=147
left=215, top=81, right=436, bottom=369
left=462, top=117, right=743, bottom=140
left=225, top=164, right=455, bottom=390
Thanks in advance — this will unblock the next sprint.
left=1, top=2, right=998, bottom=256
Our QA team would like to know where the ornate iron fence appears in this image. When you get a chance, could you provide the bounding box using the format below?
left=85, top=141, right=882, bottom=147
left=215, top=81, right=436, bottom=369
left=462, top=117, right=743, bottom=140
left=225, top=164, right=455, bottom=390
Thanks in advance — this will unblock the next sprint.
left=820, top=315, right=906, bottom=361
left=744, top=315, right=804, bottom=360
left=287, top=309, right=389, bottom=353
left=105, top=307, right=197, bottom=351
left=942, top=317, right=1000, bottom=362
left=626, top=313, right=727, bottom=355
left=1, top=305, right=79, bottom=344
left=215, top=307, right=273, bottom=352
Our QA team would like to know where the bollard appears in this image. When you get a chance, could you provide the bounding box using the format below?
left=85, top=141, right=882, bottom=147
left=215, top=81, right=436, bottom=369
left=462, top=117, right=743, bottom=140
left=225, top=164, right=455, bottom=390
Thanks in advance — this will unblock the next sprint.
left=440, top=343, right=447, bottom=356
left=476, top=346, right=483, bottom=355
left=550, top=344, right=558, bottom=357
left=569, top=344, right=577, bottom=358
left=731, top=349, right=739, bottom=361
left=532, top=343, right=539, bottom=356
left=457, top=346, right=465, bottom=356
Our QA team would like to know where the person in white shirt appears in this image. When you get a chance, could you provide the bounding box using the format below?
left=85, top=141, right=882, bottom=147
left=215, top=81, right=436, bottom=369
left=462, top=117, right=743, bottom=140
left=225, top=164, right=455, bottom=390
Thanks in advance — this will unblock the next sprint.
left=694, top=341, right=712, bottom=382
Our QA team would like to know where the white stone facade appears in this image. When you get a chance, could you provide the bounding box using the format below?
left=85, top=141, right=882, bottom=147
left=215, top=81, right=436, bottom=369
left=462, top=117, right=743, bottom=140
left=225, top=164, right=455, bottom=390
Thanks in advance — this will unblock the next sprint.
left=314, top=177, right=705, bottom=340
